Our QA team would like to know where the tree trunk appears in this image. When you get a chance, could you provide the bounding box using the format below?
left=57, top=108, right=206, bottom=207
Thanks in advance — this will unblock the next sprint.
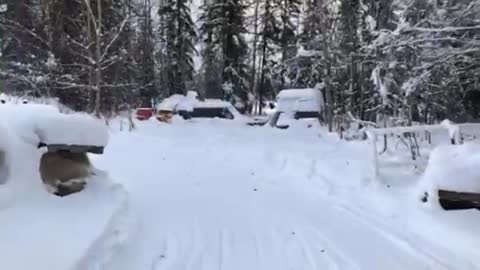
left=250, top=0, right=260, bottom=98
left=317, top=0, right=334, bottom=131
left=94, top=0, right=102, bottom=117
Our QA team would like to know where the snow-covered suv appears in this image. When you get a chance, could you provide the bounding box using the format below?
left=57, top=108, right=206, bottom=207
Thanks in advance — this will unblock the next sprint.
left=270, top=88, right=325, bottom=129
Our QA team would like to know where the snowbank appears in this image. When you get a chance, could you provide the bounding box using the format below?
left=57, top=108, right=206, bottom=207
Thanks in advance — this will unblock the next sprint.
left=72, top=175, right=136, bottom=270
left=417, top=143, right=480, bottom=208
left=0, top=176, right=133, bottom=270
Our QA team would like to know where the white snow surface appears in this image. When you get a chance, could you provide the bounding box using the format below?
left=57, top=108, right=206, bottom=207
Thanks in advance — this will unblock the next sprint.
left=89, top=119, right=480, bottom=270
left=2, top=99, right=480, bottom=270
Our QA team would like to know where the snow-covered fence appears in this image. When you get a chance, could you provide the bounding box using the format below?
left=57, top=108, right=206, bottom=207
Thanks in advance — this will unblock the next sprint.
left=366, top=123, right=480, bottom=182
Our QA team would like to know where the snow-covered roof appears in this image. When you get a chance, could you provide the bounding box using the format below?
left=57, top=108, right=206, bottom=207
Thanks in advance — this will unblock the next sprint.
left=35, top=113, right=109, bottom=147
left=0, top=102, right=108, bottom=147
left=276, top=88, right=325, bottom=112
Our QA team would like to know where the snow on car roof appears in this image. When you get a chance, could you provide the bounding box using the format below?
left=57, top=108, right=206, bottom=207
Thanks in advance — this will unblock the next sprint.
left=277, top=88, right=322, bottom=99
left=157, top=94, right=247, bottom=120
left=276, top=88, right=325, bottom=112
left=156, top=94, right=186, bottom=111
left=193, top=99, right=231, bottom=108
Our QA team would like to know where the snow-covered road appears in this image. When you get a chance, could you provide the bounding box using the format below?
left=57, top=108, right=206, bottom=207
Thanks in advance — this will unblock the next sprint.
left=94, top=120, right=472, bottom=270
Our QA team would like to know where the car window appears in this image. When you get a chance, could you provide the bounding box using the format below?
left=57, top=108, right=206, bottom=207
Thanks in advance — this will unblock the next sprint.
left=294, top=111, right=320, bottom=119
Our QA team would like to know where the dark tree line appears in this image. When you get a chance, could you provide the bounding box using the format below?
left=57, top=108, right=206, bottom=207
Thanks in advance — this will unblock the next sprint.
left=1, top=0, right=479, bottom=127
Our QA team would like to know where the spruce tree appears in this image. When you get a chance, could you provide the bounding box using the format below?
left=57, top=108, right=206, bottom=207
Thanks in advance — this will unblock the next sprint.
left=199, top=0, right=249, bottom=101
left=159, top=0, right=196, bottom=95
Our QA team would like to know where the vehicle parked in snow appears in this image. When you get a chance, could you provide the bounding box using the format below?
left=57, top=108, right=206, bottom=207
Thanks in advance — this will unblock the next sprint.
left=155, top=93, right=246, bottom=122
left=178, top=99, right=243, bottom=120
left=155, top=94, right=188, bottom=122
left=135, top=107, right=156, bottom=120
left=418, top=139, right=480, bottom=211
left=269, top=88, right=325, bottom=129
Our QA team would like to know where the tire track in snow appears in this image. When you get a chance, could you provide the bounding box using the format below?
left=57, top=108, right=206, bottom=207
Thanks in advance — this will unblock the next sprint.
left=333, top=203, right=458, bottom=270
left=296, top=229, right=346, bottom=270
left=289, top=229, right=319, bottom=270
left=184, top=223, right=205, bottom=270
left=304, top=226, right=361, bottom=270
left=300, top=195, right=449, bottom=270
left=102, top=125, right=462, bottom=270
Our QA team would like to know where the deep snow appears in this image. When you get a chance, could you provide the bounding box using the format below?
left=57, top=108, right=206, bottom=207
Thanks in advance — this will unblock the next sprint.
left=0, top=102, right=130, bottom=270
left=91, top=119, right=480, bottom=270
left=1, top=100, right=479, bottom=269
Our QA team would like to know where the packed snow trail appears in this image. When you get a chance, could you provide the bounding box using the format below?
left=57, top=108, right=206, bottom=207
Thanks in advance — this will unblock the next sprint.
left=94, top=120, right=460, bottom=270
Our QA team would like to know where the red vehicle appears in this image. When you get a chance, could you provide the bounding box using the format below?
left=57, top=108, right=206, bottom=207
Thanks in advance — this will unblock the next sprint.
left=135, top=108, right=156, bottom=120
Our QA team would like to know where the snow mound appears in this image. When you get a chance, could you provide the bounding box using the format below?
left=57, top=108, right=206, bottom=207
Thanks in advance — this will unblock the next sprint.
left=0, top=176, right=132, bottom=270
left=417, top=143, right=480, bottom=207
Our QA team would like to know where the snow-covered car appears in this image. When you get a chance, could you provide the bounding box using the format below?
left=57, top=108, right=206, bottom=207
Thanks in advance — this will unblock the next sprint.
left=135, top=107, right=156, bottom=120
left=179, top=99, right=240, bottom=120
left=418, top=144, right=480, bottom=210
left=269, top=88, right=325, bottom=129
left=156, top=93, right=246, bottom=122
